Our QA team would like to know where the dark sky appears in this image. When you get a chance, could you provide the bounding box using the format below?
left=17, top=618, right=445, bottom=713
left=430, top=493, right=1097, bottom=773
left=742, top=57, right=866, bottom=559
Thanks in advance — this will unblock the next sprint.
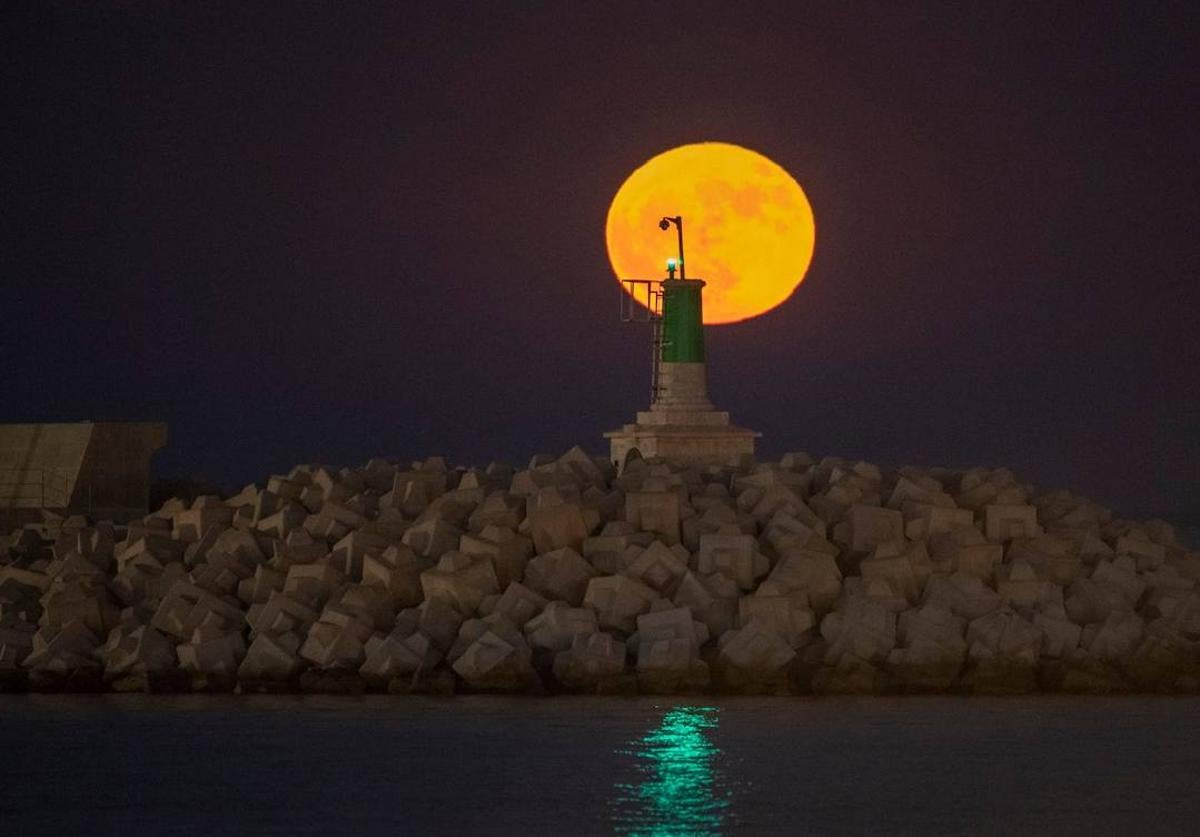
left=3, top=2, right=1197, bottom=523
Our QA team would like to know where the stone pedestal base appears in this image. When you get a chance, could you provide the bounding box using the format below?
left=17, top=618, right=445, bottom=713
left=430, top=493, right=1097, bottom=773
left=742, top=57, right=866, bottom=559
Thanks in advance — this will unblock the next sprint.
left=604, top=410, right=759, bottom=469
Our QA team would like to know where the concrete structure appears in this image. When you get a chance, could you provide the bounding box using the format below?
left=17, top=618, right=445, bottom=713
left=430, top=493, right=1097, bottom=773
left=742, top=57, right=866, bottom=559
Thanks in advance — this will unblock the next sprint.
left=605, top=274, right=759, bottom=469
left=0, top=422, right=166, bottom=529
left=1, top=445, right=1197, bottom=695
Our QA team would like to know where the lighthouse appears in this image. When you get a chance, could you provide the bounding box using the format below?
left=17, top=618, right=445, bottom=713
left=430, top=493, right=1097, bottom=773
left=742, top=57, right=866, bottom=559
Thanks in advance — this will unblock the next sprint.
left=605, top=216, right=759, bottom=469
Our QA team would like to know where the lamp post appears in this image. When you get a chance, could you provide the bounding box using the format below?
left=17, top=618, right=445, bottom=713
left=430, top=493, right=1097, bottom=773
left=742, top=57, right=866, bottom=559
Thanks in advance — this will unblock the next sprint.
left=659, top=215, right=685, bottom=280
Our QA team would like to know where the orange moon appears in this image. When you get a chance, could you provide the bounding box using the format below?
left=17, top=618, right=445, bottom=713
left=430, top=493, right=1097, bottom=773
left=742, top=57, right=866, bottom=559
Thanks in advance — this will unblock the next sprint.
left=605, top=142, right=815, bottom=325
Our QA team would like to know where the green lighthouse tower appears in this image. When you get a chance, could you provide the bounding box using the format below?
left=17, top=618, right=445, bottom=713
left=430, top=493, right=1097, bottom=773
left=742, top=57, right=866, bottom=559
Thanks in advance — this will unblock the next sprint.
left=660, top=278, right=706, bottom=364
left=605, top=217, right=759, bottom=469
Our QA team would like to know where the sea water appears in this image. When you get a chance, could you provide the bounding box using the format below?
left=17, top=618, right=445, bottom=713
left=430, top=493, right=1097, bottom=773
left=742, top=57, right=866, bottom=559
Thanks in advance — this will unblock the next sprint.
left=3, top=694, right=1199, bottom=836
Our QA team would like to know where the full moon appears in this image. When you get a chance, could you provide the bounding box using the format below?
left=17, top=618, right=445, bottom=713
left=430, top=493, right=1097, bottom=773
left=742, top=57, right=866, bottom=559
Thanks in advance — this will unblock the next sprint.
left=605, top=142, right=815, bottom=325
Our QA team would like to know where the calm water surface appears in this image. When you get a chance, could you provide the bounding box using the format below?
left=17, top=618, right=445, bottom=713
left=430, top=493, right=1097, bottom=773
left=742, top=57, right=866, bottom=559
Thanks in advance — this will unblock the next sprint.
left=2, top=694, right=1199, bottom=836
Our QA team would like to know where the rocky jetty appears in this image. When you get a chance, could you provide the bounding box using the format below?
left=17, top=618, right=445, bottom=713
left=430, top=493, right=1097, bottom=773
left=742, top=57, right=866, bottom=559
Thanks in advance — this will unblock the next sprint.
left=1, top=449, right=1196, bottom=695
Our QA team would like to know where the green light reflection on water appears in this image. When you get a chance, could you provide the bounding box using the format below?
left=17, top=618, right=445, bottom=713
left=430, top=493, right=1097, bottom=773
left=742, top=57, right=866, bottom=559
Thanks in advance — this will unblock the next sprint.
left=612, top=705, right=730, bottom=836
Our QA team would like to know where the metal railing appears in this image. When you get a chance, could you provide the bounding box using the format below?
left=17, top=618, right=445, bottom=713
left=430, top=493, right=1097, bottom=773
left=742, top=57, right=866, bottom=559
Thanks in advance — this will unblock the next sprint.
left=620, top=280, right=665, bottom=404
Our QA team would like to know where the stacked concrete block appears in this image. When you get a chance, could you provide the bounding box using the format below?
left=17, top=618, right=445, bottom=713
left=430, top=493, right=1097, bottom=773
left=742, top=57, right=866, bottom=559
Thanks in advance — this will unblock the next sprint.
left=524, top=601, right=598, bottom=653
left=483, top=581, right=547, bottom=627
left=176, top=627, right=247, bottom=683
left=151, top=581, right=245, bottom=641
left=552, top=632, right=628, bottom=691
left=459, top=525, right=532, bottom=589
left=820, top=594, right=897, bottom=669
left=985, top=504, right=1041, bottom=542
left=623, top=541, right=689, bottom=595
left=962, top=609, right=1042, bottom=693
left=887, top=604, right=967, bottom=690
left=298, top=605, right=374, bottom=671
left=523, top=547, right=596, bottom=606
left=359, top=628, right=441, bottom=685
left=697, top=531, right=769, bottom=591
left=23, top=621, right=100, bottom=676
left=526, top=501, right=591, bottom=555
left=625, top=488, right=682, bottom=545
left=847, top=504, right=904, bottom=553
left=737, top=592, right=816, bottom=648
left=759, top=549, right=842, bottom=615
left=584, top=575, right=660, bottom=634
left=0, top=448, right=1194, bottom=695
left=361, top=544, right=424, bottom=609
left=99, top=623, right=178, bottom=683
left=419, top=552, right=500, bottom=616
left=715, top=621, right=797, bottom=690
left=452, top=627, right=537, bottom=692
left=401, top=518, right=462, bottom=562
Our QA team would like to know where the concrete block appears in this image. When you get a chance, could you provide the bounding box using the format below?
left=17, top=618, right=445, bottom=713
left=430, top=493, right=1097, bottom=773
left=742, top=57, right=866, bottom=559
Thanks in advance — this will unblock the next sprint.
left=173, top=506, right=235, bottom=543
left=966, top=610, right=1042, bottom=665
left=552, top=632, right=627, bottom=689
left=452, top=629, right=536, bottom=691
left=848, top=504, right=904, bottom=553
left=860, top=550, right=922, bottom=605
left=212, top=527, right=266, bottom=565
left=299, top=616, right=371, bottom=670
left=737, top=593, right=815, bottom=648
left=1083, top=610, right=1144, bottom=663
left=238, top=633, right=307, bottom=684
left=762, top=509, right=828, bottom=556
left=636, top=638, right=709, bottom=692
left=760, top=550, right=842, bottom=615
left=671, top=571, right=738, bottom=638
left=954, top=543, right=1003, bottom=582
left=887, top=637, right=965, bottom=691
left=984, top=504, right=1040, bottom=542
left=1108, top=532, right=1166, bottom=570
left=420, top=552, right=500, bottom=615
left=903, top=504, right=974, bottom=540
left=283, top=561, right=345, bottom=610
left=459, top=526, right=532, bottom=589
left=1033, top=605, right=1082, bottom=658
left=716, top=621, right=796, bottom=685
left=177, top=627, right=246, bottom=677
left=524, top=601, right=598, bottom=652
left=996, top=561, right=1062, bottom=609
left=625, top=490, right=681, bottom=545
left=23, top=620, right=99, bottom=673
left=920, top=573, right=999, bottom=623
left=360, top=630, right=441, bottom=681
left=330, top=530, right=394, bottom=580
left=1065, top=577, right=1128, bottom=625
left=100, top=624, right=177, bottom=678
left=401, top=518, right=462, bottom=562
left=0, top=622, right=37, bottom=671
left=331, top=584, right=395, bottom=632
left=812, top=654, right=888, bottom=695
left=1090, top=556, right=1146, bottom=607
left=623, top=541, right=689, bottom=594
left=820, top=596, right=896, bottom=665
left=490, top=581, right=548, bottom=627
left=236, top=565, right=286, bottom=606
left=523, top=547, right=596, bottom=607
left=527, top=503, right=590, bottom=553
left=150, top=581, right=244, bottom=640
left=192, top=552, right=253, bottom=596
left=249, top=590, right=319, bottom=638
left=583, top=575, right=659, bottom=633
left=361, top=544, right=423, bottom=609
left=697, top=532, right=768, bottom=591
left=634, top=606, right=709, bottom=652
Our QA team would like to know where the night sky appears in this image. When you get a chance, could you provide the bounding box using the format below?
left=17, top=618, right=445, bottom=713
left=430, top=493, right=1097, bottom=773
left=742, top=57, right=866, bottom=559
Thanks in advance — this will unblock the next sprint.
left=3, top=2, right=1197, bottom=524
